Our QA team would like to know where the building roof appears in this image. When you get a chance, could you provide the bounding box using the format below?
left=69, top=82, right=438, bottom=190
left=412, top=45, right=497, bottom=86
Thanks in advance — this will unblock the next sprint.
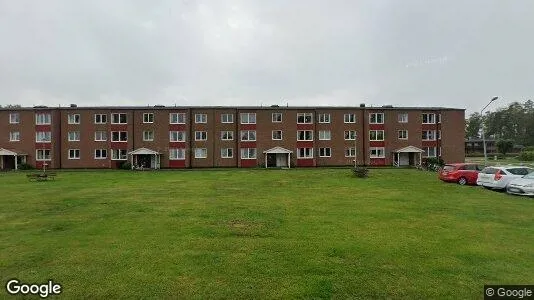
left=0, top=148, right=26, bottom=156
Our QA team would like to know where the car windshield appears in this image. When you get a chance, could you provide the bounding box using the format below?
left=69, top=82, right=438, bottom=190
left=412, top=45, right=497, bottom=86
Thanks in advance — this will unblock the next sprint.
left=523, top=172, right=534, bottom=179
left=506, top=168, right=531, bottom=176
left=443, top=165, right=456, bottom=171
left=481, top=167, right=497, bottom=174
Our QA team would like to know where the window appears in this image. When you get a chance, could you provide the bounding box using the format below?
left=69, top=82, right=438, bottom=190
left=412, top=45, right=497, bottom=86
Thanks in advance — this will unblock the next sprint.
left=398, top=113, right=408, bottom=123
left=9, top=113, right=20, bottom=124
left=297, top=130, right=313, bottom=141
left=221, top=131, right=234, bottom=141
left=111, top=113, right=127, bottom=124
left=422, top=113, right=436, bottom=124
left=297, top=148, right=313, bottom=158
left=422, top=130, right=436, bottom=141
left=319, top=147, right=331, bottom=157
left=68, top=131, right=80, bottom=141
left=297, top=113, right=313, bottom=124
left=369, top=130, right=384, bottom=141
left=318, top=113, right=330, bottom=123
left=194, top=148, right=207, bottom=158
left=344, top=113, right=356, bottom=123
left=170, top=113, right=186, bottom=124
left=240, top=113, right=256, bottom=124
left=370, top=147, right=385, bottom=158
left=424, top=147, right=437, bottom=157
left=68, top=114, right=80, bottom=124
left=111, top=131, right=128, bottom=142
left=221, top=113, right=234, bottom=123
left=169, top=148, right=186, bottom=160
left=195, top=114, right=207, bottom=123
left=438, top=114, right=442, bottom=123
left=241, top=148, right=257, bottom=159
left=272, top=113, right=282, bottom=123
left=35, top=113, right=51, bottom=125
left=94, top=131, right=107, bottom=141
left=170, top=131, right=186, bottom=142
left=36, top=131, right=51, bottom=142
left=111, top=149, right=127, bottom=160
left=221, top=148, right=233, bottom=158
left=94, top=114, right=107, bottom=124
left=272, top=130, right=282, bottom=140
left=398, top=130, right=408, bottom=140
left=318, top=130, right=331, bottom=140
left=240, top=130, right=256, bottom=141
left=195, top=131, right=207, bottom=141
left=437, top=130, right=441, bottom=140
left=345, top=147, right=355, bottom=157
left=94, top=149, right=107, bottom=159
left=143, top=130, right=154, bottom=141
left=369, top=113, right=384, bottom=124
left=9, top=132, right=20, bottom=141
left=344, top=130, right=356, bottom=140
left=36, top=149, right=51, bottom=161
left=68, top=149, right=80, bottom=159
left=143, top=113, right=154, bottom=123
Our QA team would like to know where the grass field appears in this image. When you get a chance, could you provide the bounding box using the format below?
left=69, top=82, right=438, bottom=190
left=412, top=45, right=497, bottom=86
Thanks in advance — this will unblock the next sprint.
left=1, top=169, right=533, bottom=299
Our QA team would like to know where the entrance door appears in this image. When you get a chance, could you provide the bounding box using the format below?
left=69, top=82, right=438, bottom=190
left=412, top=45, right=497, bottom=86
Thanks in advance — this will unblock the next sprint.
left=408, top=153, right=415, bottom=166
left=399, top=153, right=410, bottom=166
left=137, top=154, right=152, bottom=169
left=266, top=153, right=277, bottom=167
left=1, top=156, right=15, bottom=170
left=276, top=153, right=287, bottom=167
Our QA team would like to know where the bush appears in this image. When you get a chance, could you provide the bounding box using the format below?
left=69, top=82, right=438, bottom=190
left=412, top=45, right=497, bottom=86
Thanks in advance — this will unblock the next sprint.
left=18, top=163, right=34, bottom=170
left=424, top=157, right=444, bottom=166
left=120, top=162, right=132, bottom=170
left=523, top=146, right=534, bottom=152
left=518, top=151, right=534, bottom=161
left=352, top=167, right=369, bottom=178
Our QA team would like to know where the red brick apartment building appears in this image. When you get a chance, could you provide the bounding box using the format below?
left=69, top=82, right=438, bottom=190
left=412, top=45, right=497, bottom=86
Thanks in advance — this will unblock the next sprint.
left=0, top=105, right=465, bottom=170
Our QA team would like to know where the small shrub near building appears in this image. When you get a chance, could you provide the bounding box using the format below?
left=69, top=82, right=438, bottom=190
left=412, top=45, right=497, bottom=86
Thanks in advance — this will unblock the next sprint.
left=352, top=167, right=369, bottom=178
left=518, top=151, right=534, bottom=161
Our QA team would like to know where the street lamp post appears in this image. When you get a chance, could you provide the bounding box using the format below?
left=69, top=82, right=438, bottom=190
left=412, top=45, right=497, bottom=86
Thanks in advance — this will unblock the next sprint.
left=481, top=96, right=499, bottom=166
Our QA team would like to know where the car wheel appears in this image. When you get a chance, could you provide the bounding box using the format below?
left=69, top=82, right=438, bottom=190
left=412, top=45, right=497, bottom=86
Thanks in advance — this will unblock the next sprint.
left=458, top=177, right=467, bottom=185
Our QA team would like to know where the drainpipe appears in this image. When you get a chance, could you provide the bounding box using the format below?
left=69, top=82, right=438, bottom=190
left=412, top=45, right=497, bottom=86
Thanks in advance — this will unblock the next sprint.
left=188, top=108, right=192, bottom=169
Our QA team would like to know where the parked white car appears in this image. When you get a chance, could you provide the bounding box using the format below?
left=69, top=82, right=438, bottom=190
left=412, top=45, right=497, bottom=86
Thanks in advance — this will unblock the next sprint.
left=507, top=172, right=534, bottom=197
left=476, top=166, right=532, bottom=190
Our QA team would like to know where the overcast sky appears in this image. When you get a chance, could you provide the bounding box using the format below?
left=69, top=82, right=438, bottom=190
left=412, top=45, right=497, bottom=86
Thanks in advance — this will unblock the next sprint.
left=1, top=0, right=532, bottom=114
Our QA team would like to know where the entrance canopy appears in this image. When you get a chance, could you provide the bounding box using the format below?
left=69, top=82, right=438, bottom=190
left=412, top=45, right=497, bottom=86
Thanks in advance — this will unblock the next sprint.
left=263, top=146, right=293, bottom=154
left=394, top=145, right=424, bottom=153
left=392, top=146, right=424, bottom=167
left=128, top=148, right=161, bottom=169
left=128, top=147, right=160, bottom=155
left=263, top=147, right=292, bottom=168
left=0, top=148, right=27, bottom=170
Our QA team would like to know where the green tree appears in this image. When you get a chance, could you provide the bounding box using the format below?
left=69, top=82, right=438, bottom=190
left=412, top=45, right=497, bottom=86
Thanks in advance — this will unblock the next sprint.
left=496, top=139, right=514, bottom=156
left=465, top=113, right=482, bottom=138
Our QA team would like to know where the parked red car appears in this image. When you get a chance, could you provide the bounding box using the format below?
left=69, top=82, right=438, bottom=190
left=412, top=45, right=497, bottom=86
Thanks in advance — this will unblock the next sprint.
left=438, top=163, right=484, bottom=185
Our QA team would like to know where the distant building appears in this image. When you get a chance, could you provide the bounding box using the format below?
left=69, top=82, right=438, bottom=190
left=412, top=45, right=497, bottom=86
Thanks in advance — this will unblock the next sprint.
left=465, top=138, right=523, bottom=155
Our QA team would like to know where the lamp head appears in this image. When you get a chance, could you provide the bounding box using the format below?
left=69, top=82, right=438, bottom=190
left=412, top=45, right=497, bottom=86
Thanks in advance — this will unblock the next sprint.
left=491, top=96, right=499, bottom=102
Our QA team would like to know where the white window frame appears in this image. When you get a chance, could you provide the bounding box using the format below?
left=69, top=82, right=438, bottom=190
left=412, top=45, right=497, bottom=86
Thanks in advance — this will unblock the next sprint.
left=221, top=131, right=234, bottom=141
left=221, top=113, right=234, bottom=124
left=240, top=113, right=256, bottom=124
left=94, top=114, right=107, bottom=124
left=345, top=147, right=356, bottom=158
left=318, top=113, right=330, bottom=124
left=297, top=130, right=313, bottom=141
left=370, top=147, right=385, bottom=158
left=344, top=130, right=356, bottom=140
left=143, top=113, right=154, bottom=124
left=437, top=130, right=441, bottom=140
left=68, top=114, right=80, bottom=124
left=35, top=113, right=51, bottom=125
left=240, top=130, right=256, bottom=141
left=422, top=130, right=436, bottom=141
left=36, top=131, right=51, bottom=143
left=169, top=131, right=186, bottom=142
left=9, top=131, right=20, bottom=142
left=170, top=113, right=186, bottom=124
left=369, top=113, right=384, bottom=124
left=143, top=130, right=154, bottom=141
left=111, top=113, right=127, bottom=124
left=94, top=131, right=107, bottom=142
left=272, top=130, right=283, bottom=140
left=344, top=113, right=356, bottom=123
left=369, top=130, right=384, bottom=141
left=398, top=113, right=408, bottom=123
left=195, top=114, right=207, bottom=124
left=94, top=149, right=108, bottom=159
left=9, top=113, right=20, bottom=124
left=318, top=130, right=331, bottom=141
left=36, top=149, right=51, bottom=161
left=111, top=149, right=127, bottom=160
left=272, top=113, right=282, bottom=123
left=169, top=148, right=186, bottom=160
left=297, top=113, right=313, bottom=124
left=424, top=147, right=437, bottom=157
left=297, top=148, right=313, bottom=159
left=68, top=131, right=80, bottom=142
left=319, top=147, right=331, bottom=158
left=398, top=130, right=408, bottom=140
left=221, top=148, right=233, bottom=158
left=68, top=149, right=80, bottom=160
left=194, top=148, right=208, bottom=159
left=195, top=131, right=207, bottom=141
left=422, top=113, right=436, bottom=124
left=438, top=114, right=442, bottom=124
left=240, top=148, right=257, bottom=159
left=111, top=131, right=128, bottom=142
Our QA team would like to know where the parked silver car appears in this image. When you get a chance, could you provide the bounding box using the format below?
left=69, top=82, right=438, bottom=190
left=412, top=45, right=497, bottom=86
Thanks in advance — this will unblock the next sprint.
left=476, top=166, right=532, bottom=190
left=507, top=172, right=534, bottom=197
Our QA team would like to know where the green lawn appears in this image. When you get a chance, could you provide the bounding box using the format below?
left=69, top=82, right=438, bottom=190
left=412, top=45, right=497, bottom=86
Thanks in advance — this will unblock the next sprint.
left=1, top=169, right=533, bottom=299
